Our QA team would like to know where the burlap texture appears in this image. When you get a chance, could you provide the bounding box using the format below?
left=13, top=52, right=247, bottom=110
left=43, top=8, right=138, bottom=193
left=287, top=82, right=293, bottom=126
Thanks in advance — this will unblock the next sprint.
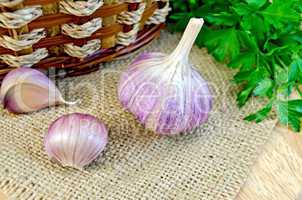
left=0, top=32, right=276, bottom=200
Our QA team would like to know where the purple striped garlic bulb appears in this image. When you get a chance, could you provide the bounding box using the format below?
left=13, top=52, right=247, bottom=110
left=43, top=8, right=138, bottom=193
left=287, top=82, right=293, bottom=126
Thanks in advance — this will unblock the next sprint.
left=44, top=113, right=108, bottom=169
left=118, top=18, right=212, bottom=135
left=0, top=68, right=75, bottom=114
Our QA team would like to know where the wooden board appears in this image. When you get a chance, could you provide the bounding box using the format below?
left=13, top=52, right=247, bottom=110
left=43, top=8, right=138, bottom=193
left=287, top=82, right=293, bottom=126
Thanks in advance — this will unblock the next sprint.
left=0, top=190, right=7, bottom=200
left=237, top=125, right=302, bottom=200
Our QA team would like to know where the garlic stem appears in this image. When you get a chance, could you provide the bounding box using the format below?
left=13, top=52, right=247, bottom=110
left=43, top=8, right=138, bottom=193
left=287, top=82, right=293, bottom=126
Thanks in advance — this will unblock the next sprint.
left=169, top=18, right=204, bottom=62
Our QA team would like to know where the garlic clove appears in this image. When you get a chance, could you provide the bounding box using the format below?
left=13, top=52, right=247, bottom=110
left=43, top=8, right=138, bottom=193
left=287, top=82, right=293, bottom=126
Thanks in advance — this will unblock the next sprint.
left=0, top=68, right=75, bottom=113
left=44, top=113, right=108, bottom=169
left=0, top=68, right=38, bottom=102
left=118, top=18, right=212, bottom=135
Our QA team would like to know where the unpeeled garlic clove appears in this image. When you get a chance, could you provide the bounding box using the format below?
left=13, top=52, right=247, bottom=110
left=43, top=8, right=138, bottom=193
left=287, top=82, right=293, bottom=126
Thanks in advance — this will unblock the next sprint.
left=44, top=113, right=108, bottom=169
left=0, top=68, right=75, bottom=113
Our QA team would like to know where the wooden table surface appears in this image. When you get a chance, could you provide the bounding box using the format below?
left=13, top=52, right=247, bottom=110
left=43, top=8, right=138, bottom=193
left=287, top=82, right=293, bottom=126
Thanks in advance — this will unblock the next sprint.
left=0, top=126, right=300, bottom=200
left=237, top=126, right=302, bottom=200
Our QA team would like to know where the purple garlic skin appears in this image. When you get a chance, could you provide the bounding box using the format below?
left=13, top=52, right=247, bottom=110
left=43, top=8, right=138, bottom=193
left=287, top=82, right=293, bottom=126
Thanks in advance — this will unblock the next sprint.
left=118, top=18, right=212, bottom=135
left=44, top=113, right=108, bottom=169
left=0, top=68, right=74, bottom=114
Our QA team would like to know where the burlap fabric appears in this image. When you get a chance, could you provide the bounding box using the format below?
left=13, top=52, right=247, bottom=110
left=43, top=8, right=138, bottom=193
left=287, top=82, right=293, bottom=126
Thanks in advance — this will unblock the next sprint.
left=0, top=32, right=276, bottom=200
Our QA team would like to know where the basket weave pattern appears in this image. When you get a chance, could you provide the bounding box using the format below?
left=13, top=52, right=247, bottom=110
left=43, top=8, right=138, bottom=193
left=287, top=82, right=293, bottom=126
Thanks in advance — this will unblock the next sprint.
left=0, top=0, right=169, bottom=80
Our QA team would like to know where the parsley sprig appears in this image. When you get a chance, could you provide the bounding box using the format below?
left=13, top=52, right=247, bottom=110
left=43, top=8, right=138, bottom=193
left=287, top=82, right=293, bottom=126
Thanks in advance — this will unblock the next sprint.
left=169, top=0, right=302, bottom=131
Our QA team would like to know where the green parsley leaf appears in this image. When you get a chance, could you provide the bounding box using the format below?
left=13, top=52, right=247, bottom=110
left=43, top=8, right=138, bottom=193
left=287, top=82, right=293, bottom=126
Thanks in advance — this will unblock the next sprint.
left=188, top=0, right=198, bottom=7
left=232, top=3, right=253, bottom=16
left=206, top=12, right=238, bottom=26
left=237, top=83, right=256, bottom=107
left=203, top=28, right=240, bottom=62
left=245, top=0, right=267, bottom=8
left=228, top=52, right=256, bottom=69
left=289, top=58, right=302, bottom=82
left=168, top=14, right=192, bottom=32
left=241, top=15, right=267, bottom=42
left=273, top=62, right=288, bottom=85
left=235, top=67, right=266, bottom=106
left=237, top=31, right=258, bottom=52
left=253, top=78, right=274, bottom=96
left=261, top=0, right=300, bottom=29
left=276, top=100, right=302, bottom=132
left=277, top=82, right=294, bottom=97
left=244, top=101, right=273, bottom=123
left=233, top=67, right=266, bottom=84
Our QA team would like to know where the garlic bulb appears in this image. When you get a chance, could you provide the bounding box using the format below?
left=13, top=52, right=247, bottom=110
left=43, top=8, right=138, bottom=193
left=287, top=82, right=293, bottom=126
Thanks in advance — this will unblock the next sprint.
left=118, top=18, right=212, bottom=135
left=0, top=68, right=75, bottom=113
left=44, top=113, right=108, bottom=169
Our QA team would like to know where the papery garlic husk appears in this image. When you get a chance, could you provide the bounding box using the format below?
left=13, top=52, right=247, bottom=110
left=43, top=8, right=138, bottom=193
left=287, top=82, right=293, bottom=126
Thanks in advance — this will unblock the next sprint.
left=118, top=18, right=212, bottom=135
left=44, top=113, right=108, bottom=169
left=0, top=68, right=75, bottom=113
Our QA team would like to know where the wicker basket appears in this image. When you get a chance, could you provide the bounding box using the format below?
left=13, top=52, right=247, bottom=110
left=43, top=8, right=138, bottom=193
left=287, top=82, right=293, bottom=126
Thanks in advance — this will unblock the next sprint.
left=0, top=0, right=169, bottom=80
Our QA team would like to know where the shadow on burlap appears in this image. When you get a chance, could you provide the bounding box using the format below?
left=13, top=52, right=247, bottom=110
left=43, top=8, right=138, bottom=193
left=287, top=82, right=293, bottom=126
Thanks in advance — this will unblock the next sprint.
left=0, top=32, right=276, bottom=200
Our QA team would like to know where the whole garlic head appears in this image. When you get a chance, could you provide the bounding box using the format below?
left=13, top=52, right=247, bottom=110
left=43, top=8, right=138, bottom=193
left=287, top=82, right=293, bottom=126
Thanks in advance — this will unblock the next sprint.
left=118, top=18, right=212, bottom=135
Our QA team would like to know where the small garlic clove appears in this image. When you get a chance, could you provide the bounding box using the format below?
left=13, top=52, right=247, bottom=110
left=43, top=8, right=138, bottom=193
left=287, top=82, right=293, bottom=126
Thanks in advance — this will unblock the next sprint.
left=118, top=18, right=212, bottom=135
left=0, top=68, right=75, bottom=113
left=44, top=113, right=108, bottom=169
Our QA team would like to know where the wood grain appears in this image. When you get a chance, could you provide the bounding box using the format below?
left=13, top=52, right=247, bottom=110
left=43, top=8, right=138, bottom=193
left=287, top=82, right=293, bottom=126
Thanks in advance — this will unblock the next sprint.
left=0, top=190, right=7, bottom=200
left=237, top=126, right=302, bottom=200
